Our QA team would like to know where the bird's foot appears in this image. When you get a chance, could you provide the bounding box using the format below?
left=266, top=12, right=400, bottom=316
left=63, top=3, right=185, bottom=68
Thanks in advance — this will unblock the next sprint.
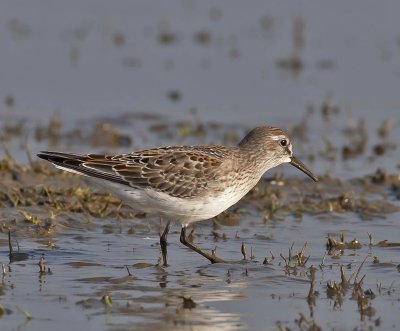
left=180, top=226, right=225, bottom=264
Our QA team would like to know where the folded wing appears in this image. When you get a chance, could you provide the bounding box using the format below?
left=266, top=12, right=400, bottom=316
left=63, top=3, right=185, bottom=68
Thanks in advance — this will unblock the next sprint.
left=37, top=147, right=224, bottom=198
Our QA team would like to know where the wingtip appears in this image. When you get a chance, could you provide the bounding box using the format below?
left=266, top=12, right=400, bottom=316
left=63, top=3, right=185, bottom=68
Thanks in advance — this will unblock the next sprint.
left=37, top=151, right=51, bottom=160
left=37, top=151, right=66, bottom=161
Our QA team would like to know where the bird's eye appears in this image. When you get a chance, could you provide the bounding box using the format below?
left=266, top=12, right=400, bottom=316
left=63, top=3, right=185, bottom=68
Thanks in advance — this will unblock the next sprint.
left=279, top=139, right=288, bottom=147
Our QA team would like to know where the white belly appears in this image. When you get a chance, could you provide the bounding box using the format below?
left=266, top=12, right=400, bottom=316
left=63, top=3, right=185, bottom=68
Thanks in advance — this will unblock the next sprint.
left=100, top=181, right=251, bottom=224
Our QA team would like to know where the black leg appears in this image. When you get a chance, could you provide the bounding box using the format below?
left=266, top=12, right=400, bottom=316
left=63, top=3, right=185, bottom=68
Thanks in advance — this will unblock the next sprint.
left=160, top=221, right=171, bottom=267
left=179, top=226, right=225, bottom=264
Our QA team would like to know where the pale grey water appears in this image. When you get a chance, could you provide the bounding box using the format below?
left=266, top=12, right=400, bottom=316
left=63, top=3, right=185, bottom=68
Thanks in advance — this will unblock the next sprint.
left=1, top=0, right=400, bottom=123
left=1, top=212, right=400, bottom=330
left=0, top=1, right=399, bottom=331
left=1, top=0, right=399, bottom=175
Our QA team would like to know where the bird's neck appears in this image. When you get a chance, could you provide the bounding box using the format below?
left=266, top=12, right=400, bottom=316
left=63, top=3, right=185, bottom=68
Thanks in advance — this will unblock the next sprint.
left=237, top=144, right=281, bottom=176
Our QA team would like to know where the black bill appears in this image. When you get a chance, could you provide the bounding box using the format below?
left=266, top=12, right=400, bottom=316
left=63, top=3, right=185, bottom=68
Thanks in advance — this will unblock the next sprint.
left=290, top=156, right=318, bottom=182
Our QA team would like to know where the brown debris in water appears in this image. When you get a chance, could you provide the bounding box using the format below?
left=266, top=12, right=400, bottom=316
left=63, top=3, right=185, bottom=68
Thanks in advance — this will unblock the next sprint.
left=167, top=90, right=181, bottom=102
left=326, top=233, right=362, bottom=252
left=2, top=114, right=131, bottom=148
left=375, top=240, right=400, bottom=247
left=101, top=293, right=112, bottom=307
left=180, top=296, right=196, bottom=310
left=158, top=30, right=178, bottom=46
left=241, top=242, right=246, bottom=260
left=7, top=230, right=29, bottom=262
left=38, top=256, right=45, bottom=273
left=294, top=312, right=322, bottom=331
left=280, top=242, right=309, bottom=270
left=323, top=255, right=381, bottom=322
left=307, top=266, right=318, bottom=316
left=193, top=30, right=211, bottom=46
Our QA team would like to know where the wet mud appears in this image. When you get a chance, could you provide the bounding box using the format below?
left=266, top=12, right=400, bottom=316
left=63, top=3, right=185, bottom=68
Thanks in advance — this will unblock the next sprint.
left=0, top=113, right=399, bottom=331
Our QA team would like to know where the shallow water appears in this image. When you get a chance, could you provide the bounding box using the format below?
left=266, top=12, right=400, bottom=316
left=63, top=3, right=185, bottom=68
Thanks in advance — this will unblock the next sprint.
left=1, top=169, right=399, bottom=330
left=2, top=1, right=400, bottom=122
left=1, top=1, right=400, bottom=330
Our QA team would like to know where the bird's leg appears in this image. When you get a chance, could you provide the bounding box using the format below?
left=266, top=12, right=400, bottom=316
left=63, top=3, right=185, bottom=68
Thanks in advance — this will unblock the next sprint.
left=180, top=225, right=225, bottom=264
left=160, top=221, right=171, bottom=267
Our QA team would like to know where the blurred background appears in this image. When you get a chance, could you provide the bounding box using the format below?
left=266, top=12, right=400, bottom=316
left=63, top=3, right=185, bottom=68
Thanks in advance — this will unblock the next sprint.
left=1, top=0, right=399, bottom=176
left=1, top=3, right=399, bottom=330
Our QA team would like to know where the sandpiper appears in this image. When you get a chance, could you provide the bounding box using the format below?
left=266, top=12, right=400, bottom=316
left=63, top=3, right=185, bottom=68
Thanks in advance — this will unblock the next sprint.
left=37, top=125, right=317, bottom=265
